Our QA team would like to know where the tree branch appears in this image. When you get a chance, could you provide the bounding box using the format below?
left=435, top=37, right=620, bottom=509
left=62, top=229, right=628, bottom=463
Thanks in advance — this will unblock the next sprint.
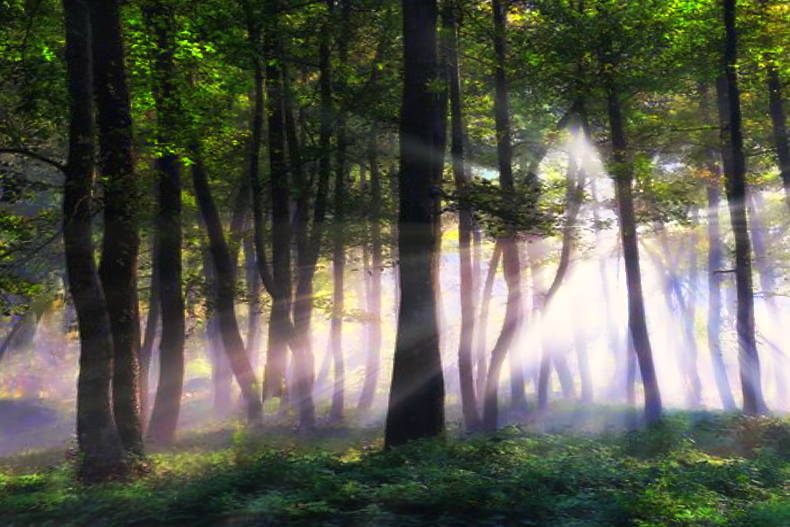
left=0, top=149, right=66, bottom=173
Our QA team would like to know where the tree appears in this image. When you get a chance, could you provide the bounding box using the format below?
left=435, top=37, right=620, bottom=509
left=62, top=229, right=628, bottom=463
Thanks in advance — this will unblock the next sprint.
left=145, top=0, right=186, bottom=446
left=444, top=0, right=479, bottom=431
left=62, top=0, right=127, bottom=483
left=718, top=0, right=766, bottom=414
left=385, top=0, right=446, bottom=448
left=92, top=0, right=144, bottom=457
left=482, top=0, right=526, bottom=431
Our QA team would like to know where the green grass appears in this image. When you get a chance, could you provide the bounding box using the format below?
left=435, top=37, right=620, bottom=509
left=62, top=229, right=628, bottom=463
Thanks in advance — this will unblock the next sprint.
left=2, top=411, right=790, bottom=526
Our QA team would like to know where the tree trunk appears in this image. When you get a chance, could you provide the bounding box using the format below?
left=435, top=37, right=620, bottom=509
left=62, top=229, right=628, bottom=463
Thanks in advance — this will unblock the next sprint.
left=63, top=0, right=126, bottom=483
left=699, top=83, right=737, bottom=411
left=358, top=126, right=383, bottom=413
left=607, top=83, right=662, bottom=424
left=329, top=0, right=352, bottom=422
left=385, top=0, right=446, bottom=448
left=443, top=1, right=479, bottom=431
left=139, top=237, right=160, bottom=429
left=282, top=56, right=318, bottom=429
left=718, top=1, right=766, bottom=414
left=476, top=241, right=500, bottom=410
left=145, top=0, right=185, bottom=445
left=536, top=145, right=585, bottom=409
left=191, top=146, right=263, bottom=425
left=92, top=0, right=144, bottom=457
left=482, top=0, right=525, bottom=430
left=260, top=6, right=293, bottom=409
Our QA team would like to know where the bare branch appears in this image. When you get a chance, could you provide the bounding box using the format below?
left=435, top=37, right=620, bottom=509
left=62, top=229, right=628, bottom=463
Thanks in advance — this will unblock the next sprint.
left=0, top=149, right=66, bottom=173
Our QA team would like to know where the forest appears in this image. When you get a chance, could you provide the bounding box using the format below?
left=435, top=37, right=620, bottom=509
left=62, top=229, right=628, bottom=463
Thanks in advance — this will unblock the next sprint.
left=2, top=0, right=790, bottom=524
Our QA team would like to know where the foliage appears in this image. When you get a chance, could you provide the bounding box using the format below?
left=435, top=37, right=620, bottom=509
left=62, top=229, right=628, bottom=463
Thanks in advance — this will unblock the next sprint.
left=2, top=413, right=790, bottom=526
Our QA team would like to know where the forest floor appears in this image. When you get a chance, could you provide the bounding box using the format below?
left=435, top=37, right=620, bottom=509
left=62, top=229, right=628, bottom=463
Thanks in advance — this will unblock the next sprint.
left=2, top=407, right=790, bottom=526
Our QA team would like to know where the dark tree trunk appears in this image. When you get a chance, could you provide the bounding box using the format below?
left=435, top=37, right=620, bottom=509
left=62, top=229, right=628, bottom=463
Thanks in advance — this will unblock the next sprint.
left=706, top=163, right=737, bottom=410
left=145, top=0, right=185, bottom=445
left=606, top=83, right=662, bottom=424
left=443, top=1, right=479, bottom=431
left=329, top=0, right=351, bottom=421
left=281, top=59, right=318, bottom=429
left=483, top=0, right=525, bottom=430
left=719, top=1, right=766, bottom=414
left=385, top=0, right=446, bottom=448
left=358, top=127, right=383, bottom=412
left=191, top=147, right=263, bottom=425
left=260, top=7, right=292, bottom=407
left=92, top=0, right=144, bottom=457
left=63, top=0, right=126, bottom=483
left=139, top=237, right=160, bottom=429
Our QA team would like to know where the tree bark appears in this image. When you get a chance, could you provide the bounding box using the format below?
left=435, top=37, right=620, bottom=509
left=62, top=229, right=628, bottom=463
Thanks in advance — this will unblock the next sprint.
left=606, top=83, right=662, bottom=424
left=385, top=0, right=446, bottom=448
left=483, top=0, right=525, bottom=430
left=64, top=0, right=127, bottom=483
left=145, top=0, right=185, bottom=445
left=443, top=1, right=479, bottom=431
left=92, top=0, right=144, bottom=457
left=718, top=0, right=766, bottom=414
left=191, top=146, right=263, bottom=425
left=139, top=237, right=160, bottom=429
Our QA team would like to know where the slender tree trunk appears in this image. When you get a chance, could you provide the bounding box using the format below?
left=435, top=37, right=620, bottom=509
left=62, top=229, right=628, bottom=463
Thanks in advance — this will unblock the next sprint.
left=536, top=147, right=585, bottom=409
left=706, top=165, right=737, bottom=410
left=358, top=126, right=383, bottom=412
left=607, top=83, right=662, bottom=424
left=700, top=83, right=737, bottom=410
left=92, top=0, right=144, bottom=457
left=385, top=0, right=446, bottom=448
left=719, top=0, right=766, bottom=414
left=329, top=0, right=351, bottom=421
left=476, top=241, right=500, bottom=408
left=483, top=0, right=525, bottom=430
left=63, top=0, right=126, bottom=482
left=192, top=147, right=263, bottom=425
left=281, top=56, right=318, bottom=429
left=260, top=5, right=293, bottom=410
left=145, top=0, right=185, bottom=445
left=139, top=237, right=160, bottom=429
left=444, top=1, right=479, bottom=431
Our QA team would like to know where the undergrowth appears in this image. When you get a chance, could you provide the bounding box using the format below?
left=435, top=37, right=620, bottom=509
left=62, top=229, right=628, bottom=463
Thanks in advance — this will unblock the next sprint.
left=2, top=411, right=790, bottom=526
